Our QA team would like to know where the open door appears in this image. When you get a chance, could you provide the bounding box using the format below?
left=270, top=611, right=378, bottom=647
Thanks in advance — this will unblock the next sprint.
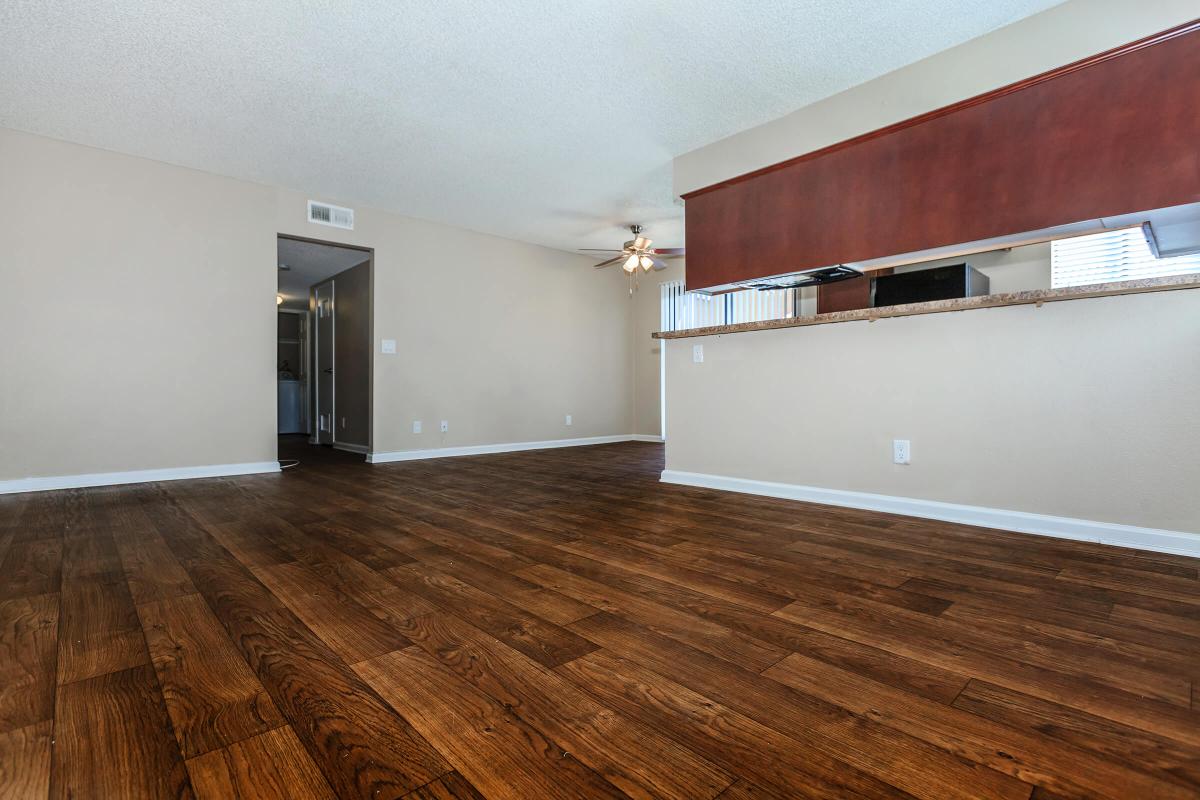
left=313, top=279, right=335, bottom=445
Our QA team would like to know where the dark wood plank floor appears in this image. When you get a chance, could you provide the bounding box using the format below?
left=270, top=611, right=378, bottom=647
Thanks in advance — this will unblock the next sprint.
left=2, top=438, right=1199, bottom=799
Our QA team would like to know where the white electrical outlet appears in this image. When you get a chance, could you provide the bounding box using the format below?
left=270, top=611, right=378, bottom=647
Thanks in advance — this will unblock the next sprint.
left=693, top=344, right=704, bottom=363
left=381, top=339, right=396, bottom=354
left=893, top=439, right=911, bottom=465
left=440, top=420, right=448, bottom=433
left=412, top=420, right=422, bottom=434
left=565, top=414, right=572, bottom=426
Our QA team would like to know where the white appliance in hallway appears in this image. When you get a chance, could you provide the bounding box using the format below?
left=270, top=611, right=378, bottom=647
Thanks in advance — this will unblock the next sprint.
left=278, top=378, right=304, bottom=433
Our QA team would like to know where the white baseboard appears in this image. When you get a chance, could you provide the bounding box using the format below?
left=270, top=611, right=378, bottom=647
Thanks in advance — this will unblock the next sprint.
left=629, top=434, right=664, bottom=443
left=0, top=461, right=281, bottom=495
left=333, top=442, right=370, bottom=455
left=369, top=435, right=645, bottom=464
left=660, top=469, right=1200, bottom=559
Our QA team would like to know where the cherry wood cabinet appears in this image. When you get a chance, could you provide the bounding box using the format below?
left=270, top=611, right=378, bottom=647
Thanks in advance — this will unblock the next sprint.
left=683, top=21, right=1200, bottom=292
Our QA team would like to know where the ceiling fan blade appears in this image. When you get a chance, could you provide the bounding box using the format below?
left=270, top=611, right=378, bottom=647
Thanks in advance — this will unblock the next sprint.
left=592, top=255, right=625, bottom=269
left=650, top=256, right=669, bottom=271
left=578, top=248, right=623, bottom=253
left=651, top=248, right=685, bottom=256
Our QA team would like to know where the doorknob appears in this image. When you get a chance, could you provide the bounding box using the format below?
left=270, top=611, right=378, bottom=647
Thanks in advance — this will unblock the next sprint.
left=323, top=368, right=333, bottom=374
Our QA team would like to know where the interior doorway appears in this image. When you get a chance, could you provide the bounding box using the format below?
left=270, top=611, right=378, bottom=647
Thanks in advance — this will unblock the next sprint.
left=277, top=234, right=373, bottom=463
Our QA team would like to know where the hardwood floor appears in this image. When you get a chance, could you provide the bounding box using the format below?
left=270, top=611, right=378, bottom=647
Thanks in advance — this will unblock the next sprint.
left=2, top=439, right=1199, bottom=799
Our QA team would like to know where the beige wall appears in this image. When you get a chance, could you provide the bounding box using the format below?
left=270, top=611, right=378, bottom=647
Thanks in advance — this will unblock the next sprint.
left=1, top=128, right=279, bottom=479
left=660, top=0, right=1200, bottom=537
left=665, top=290, right=1200, bottom=533
left=638, top=248, right=1050, bottom=440
left=1, top=127, right=633, bottom=482
left=272, top=191, right=632, bottom=456
left=675, top=0, right=1200, bottom=196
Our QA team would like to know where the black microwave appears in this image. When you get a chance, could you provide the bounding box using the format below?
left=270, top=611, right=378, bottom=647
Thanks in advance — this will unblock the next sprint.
left=872, top=263, right=990, bottom=308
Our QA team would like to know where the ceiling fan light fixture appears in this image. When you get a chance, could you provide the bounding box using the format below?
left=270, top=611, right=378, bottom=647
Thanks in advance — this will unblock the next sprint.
left=639, top=255, right=653, bottom=271
left=623, top=254, right=639, bottom=273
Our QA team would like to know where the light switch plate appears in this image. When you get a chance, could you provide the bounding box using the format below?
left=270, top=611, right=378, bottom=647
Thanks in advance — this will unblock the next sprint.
left=693, top=344, right=704, bottom=363
left=381, top=339, right=396, bottom=354
left=412, top=420, right=422, bottom=434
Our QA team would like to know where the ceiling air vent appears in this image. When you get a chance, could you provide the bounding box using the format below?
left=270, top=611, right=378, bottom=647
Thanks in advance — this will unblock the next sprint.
left=307, top=200, right=354, bottom=230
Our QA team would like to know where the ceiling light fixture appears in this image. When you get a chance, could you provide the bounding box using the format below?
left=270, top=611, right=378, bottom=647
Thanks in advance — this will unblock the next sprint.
left=584, top=225, right=684, bottom=293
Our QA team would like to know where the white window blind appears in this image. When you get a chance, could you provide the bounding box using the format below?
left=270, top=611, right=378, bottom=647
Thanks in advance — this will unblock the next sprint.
left=660, top=281, right=796, bottom=332
left=1051, top=227, right=1200, bottom=288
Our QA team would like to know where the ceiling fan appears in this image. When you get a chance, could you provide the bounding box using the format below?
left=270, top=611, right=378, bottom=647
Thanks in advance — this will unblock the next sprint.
left=582, top=225, right=684, bottom=274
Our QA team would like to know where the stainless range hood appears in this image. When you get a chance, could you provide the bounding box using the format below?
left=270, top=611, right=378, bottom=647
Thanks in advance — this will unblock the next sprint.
left=693, top=200, right=1200, bottom=295
left=736, top=265, right=863, bottom=291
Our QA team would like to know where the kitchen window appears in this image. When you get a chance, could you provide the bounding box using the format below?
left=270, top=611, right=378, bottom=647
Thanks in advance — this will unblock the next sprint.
left=660, top=281, right=797, bottom=332
left=1051, top=227, right=1200, bottom=289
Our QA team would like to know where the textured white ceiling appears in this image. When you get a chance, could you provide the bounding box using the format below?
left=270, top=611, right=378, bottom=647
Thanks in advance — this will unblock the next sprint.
left=277, top=237, right=369, bottom=307
left=0, top=0, right=1062, bottom=254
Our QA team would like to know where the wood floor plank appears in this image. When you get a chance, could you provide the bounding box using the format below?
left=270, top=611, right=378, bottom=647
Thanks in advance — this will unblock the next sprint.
left=952, top=679, right=1200, bottom=789
left=299, top=518, right=418, bottom=570
left=186, top=725, right=334, bottom=800
left=558, top=649, right=914, bottom=799
left=400, top=771, right=486, bottom=800
left=938, top=600, right=1200, bottom=682
left=254, top=561, right=411, bottom=664
left=137, top=593, right=285, bottom=758
left=226, top=606, right=451, bottom=799
left=1057, top=564, right=1200, bottom=605
left=1110, top=604, right=1200, bottom=642
left=902, top=575, right=1200, bottom=657
left=113, top=527, right=196, bottom=605
left=50, top=664, right=194, bottom=799
left=7, top=440, right=1197, bottom=799
left=354, top=646, right=630, bottom=800
left=413, top=550, right=599, bottom=626
left=773, top=594, right=1200, bottom=745
left=777, top=573, right=1195, bottom=708
left=0, top=540, right=62, bottom=602
left=384, top=563, right=599, bottom=668
left=713, top=779, right=791, bottom=800
left=559, top=537, right=792, bottom=613
left=569, top=612, right=1031, bottom=800
left=499, top=537, right=972, bottom=703
left=159, top=525, right=452, bottom=799
left=517, top=562, right=788, bottom=671
left=0, top=595, right=58, bottom=735
left=392, top=610, right=734, bottom=799
left=0, top=720, right=51, bottom=800
left=762, top=651, right=1195, bottom=799
left=56, top=570, right=148, bottom=685
left=61, top=530, right=123, bottom=580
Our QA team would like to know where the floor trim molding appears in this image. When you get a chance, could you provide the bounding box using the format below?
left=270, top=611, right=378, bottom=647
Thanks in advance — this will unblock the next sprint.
left=333, top=442, right=370, bottom=455
left=629, top=434, right=664, bottom=443
left=660, top=469, right=1200, bottom=558
left=0, top=461, right=281, bottom=495
left=369, top=435, right=645, bottom=464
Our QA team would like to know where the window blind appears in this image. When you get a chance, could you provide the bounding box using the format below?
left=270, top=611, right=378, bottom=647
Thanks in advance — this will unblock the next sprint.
left=660, top=281, right=796, bottom=332
left=1051, top=227, right=1200, bottom=288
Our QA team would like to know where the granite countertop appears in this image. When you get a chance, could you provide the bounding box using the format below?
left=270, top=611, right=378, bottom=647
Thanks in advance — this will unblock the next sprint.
left=652, top=274, right=1200, bottom=340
